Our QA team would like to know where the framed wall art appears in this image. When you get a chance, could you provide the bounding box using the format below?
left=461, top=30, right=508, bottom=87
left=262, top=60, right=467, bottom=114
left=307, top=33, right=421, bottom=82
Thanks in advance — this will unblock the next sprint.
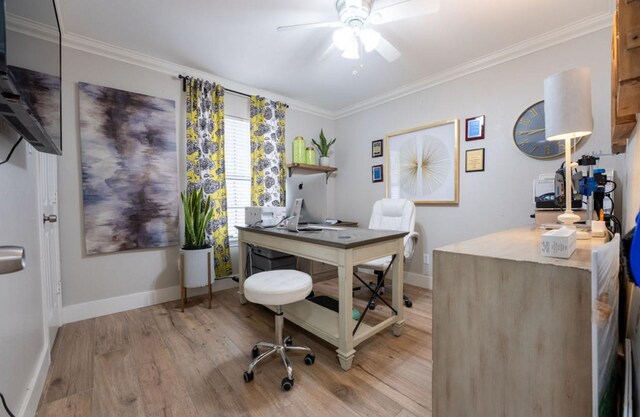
left=465, top=148, right=485, bottom=172
left=372, top=164, right=384, bottom=183
left=79, top=82, right=179, bottom=255
left=386, top=119, right=459, bottom=204
left=372, top=139, right=383, bottom=158
left=465, top=115, right=485, bottom=141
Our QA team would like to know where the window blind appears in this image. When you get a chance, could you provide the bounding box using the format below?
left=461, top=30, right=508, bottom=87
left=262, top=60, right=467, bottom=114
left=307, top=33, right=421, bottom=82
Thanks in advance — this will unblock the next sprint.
left=225, top=116, right=251, bottom=242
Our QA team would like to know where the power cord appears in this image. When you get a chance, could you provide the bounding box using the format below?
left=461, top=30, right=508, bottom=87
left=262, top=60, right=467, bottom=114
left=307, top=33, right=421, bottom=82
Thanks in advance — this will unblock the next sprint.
left=0, top=136, right=23, bottom=166
left=0, top=392, right=16, bottom=417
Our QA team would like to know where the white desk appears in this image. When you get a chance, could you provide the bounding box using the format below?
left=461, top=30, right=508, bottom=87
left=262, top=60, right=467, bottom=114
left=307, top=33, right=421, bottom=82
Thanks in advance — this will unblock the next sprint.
left=237, top=226, right=407, bottom=370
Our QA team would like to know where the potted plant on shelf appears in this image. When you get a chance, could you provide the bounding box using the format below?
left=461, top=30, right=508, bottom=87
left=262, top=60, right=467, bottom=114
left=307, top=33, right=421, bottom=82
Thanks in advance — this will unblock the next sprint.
left=312, top=129, right=336, bottom=167
left=179, top=188, right=214, bottom=311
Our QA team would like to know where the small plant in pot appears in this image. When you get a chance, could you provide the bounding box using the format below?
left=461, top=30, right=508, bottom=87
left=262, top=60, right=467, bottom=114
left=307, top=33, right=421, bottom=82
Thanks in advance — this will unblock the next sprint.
left=179, top=188, right=215, bottom=311
left=312, top=129, right=336, bottom=167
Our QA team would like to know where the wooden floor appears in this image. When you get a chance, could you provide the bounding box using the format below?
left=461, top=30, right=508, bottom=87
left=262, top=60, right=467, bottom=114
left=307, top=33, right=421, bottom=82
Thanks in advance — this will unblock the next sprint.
left=36, top=278, right=432, bottom=417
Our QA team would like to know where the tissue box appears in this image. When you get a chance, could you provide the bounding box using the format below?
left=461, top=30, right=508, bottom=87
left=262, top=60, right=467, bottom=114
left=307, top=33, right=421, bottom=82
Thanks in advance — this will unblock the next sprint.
left=541, top=228, right=577, bottom=259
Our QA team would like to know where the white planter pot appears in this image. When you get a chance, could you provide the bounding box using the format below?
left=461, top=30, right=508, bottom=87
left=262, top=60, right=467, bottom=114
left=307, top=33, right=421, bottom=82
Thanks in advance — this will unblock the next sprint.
left=319, top=156, right=330, bottom=167
left=180, top=247, right=215, bottom=288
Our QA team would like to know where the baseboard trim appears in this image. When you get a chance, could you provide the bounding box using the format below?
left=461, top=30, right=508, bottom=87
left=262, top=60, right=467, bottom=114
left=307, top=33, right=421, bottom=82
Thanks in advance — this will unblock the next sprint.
left=18, top=345, right=50, bottom=417
left=62, top=278, right=238, bottom=324
left=404, top=271, right=432, bottom=290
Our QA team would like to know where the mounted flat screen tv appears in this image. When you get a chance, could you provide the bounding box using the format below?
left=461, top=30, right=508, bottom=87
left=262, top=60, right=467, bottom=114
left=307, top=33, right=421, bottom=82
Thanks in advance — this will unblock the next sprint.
left=0, top=0, right=61, bottom=154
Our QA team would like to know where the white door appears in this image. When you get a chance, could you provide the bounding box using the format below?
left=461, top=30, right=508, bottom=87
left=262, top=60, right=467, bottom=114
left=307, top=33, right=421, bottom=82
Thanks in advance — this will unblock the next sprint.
left=37, top=152, right=62, bottom=347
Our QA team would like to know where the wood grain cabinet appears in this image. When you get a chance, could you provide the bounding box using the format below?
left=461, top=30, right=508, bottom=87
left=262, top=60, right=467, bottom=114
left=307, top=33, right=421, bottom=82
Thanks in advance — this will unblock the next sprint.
left=612, top=0, right=640, bottom=153
left=433, top=228, right=611, bottom=417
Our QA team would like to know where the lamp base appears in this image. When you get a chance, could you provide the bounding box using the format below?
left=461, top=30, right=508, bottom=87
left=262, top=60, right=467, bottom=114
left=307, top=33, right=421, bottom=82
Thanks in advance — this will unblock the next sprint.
left=557, top=211, right=581, bottom=226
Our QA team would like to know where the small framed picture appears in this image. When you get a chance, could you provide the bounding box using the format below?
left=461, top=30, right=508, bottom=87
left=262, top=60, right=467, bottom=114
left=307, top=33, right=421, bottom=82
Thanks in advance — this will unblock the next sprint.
left=465, top=148, right=485, bottom=172
left=372, top=164, right=384, bottom=183
left=372, top=139, right=383, bottom=158
left=465, top=115, right=485, bottom=141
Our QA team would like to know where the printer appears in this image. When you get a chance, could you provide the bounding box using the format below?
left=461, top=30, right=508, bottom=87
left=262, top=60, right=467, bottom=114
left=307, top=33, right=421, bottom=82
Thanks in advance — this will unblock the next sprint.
left=245, top=206, right=287, bottom=227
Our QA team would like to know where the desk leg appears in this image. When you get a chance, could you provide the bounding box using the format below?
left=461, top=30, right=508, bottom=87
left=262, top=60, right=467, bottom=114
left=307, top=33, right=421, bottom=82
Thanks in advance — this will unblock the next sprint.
left=238, top=238, right=247, bottom=305
left=336, top=248, right=356, bottom=371
left=392, top=237, right=405, bottom=336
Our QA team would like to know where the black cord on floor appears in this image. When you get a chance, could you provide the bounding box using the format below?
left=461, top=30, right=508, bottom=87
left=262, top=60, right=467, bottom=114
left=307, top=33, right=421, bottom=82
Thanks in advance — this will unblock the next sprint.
left=0, top=392, right=16, bottom=417
left=0, top=136, right=24, bottom=166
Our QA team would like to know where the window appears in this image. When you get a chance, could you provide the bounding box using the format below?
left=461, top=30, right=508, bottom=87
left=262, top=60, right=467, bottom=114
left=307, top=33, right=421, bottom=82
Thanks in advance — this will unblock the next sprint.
left=225, top=116, right=251, bottom=243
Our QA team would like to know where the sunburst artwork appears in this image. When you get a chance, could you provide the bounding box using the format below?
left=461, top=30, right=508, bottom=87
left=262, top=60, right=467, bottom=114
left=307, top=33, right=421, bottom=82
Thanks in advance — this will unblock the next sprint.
left=386, top=120, right=459, bottom=204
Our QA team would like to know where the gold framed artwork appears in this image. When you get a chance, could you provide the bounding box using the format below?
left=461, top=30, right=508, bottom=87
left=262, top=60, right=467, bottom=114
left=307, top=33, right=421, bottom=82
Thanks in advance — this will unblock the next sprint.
left=465, top=148, right=485, bottom=172
left=385, top=119, right=459, bottom=205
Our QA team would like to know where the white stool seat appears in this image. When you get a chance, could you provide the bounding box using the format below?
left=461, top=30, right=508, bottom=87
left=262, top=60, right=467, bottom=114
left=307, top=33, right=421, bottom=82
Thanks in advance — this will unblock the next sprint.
left=244, top=270, right=312, bottom=306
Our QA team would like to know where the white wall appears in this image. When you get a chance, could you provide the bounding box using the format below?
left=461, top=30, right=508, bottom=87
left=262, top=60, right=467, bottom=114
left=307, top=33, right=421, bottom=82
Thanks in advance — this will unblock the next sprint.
left=334, top=28, right=626, bottom=278
left=624, top=125, right=640, bottom=233
left=0, top=124, right=45, bottom=415
left=58, top=46, right=335, bottom=314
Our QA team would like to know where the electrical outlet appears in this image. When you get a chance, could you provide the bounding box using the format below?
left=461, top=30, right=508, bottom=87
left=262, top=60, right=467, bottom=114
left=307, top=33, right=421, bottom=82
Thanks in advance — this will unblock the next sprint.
left=423, top=253, right=431, bottom=264
left=56, top=280, right=62, bottom=294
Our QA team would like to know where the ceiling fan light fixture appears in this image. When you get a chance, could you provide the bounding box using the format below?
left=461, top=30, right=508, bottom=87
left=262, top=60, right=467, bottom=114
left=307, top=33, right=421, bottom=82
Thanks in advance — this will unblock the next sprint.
left=341, top=41, right=360, bottom=60
left=359, top=28, right=381, bottom=52
left=332, top=27, right=354, bottom=51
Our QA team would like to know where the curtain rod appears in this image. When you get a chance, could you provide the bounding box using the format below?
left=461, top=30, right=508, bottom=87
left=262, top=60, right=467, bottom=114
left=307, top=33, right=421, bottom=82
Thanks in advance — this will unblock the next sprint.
left=178, top=74, right=289, bottom=108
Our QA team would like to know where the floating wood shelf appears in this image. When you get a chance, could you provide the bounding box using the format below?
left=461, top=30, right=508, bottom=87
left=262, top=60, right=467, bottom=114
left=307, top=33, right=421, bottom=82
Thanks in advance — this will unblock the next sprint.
left=287, top=163, right=337, bottom=183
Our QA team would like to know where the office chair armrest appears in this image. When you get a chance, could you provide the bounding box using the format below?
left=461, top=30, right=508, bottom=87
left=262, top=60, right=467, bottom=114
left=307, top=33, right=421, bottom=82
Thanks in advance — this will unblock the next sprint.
left=404, top=231, right=419, bottom=261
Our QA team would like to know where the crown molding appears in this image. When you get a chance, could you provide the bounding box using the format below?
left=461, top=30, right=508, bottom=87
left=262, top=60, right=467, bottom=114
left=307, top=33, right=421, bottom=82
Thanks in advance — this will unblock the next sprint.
left=6, top=14, right=58, bottom=44
left=60, top=31, right=335, bottom=119
left=332, top=11, right=613, bottom=119
left=9, top=8, right=613, bottom=121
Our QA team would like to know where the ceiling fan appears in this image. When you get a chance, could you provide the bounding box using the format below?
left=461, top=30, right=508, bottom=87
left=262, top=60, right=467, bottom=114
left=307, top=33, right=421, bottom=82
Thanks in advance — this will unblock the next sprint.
left=277, top=0, right=439, bottom=63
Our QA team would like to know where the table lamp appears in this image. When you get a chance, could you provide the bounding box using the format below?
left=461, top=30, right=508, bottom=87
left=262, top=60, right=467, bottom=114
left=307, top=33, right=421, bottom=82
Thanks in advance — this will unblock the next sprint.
left=543, top=67, right=593, bottom=226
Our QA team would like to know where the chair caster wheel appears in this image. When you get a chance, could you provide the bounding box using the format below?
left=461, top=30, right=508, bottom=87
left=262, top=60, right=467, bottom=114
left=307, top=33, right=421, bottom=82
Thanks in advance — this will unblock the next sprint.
left=304, top=353, right=315, bottom=365
left=281, top=377, right=294, bottom=391
left=368, top=302, right=376, bottom=310
left=243, top=371, right=254, bottom=383
left=284, top=336, right=292, bottom=346
left=251, top=346, right=260, bottom=359
left=404, top=299, right=413, bottom=308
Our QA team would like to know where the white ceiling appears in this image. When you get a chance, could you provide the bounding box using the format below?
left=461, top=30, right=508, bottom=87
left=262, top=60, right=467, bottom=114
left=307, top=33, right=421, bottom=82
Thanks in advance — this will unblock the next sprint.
left=53, top=0, right=610, bottom=113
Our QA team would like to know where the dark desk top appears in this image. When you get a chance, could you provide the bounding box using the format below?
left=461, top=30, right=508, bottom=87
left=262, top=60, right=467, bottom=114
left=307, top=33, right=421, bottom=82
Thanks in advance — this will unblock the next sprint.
left=236, top=226, right=407, bottom=249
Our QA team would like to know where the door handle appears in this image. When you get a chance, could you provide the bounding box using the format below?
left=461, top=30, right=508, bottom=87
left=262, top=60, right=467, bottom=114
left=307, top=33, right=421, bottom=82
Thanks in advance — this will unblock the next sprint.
left=43, top=214, right=58, bottom=223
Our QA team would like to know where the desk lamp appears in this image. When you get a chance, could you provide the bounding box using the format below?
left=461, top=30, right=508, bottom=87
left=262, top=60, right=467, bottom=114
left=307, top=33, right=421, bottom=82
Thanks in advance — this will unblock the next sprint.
left=543, top=67, right=593, bottom=226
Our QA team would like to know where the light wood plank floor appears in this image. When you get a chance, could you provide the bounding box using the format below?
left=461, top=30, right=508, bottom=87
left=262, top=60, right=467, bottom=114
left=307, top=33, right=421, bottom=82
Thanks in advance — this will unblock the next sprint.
left=36, top=278, right=432, bottom=417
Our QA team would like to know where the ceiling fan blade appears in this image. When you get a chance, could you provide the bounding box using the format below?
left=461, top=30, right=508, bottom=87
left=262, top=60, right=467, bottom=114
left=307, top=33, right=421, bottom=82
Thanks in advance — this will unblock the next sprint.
left=318, top=43, right=337, bottom=62
left=370, top=0, right=439, bottom=25
left=375, top=35, right=401, bottom=62
left=277, top=21, right=343, bottom=31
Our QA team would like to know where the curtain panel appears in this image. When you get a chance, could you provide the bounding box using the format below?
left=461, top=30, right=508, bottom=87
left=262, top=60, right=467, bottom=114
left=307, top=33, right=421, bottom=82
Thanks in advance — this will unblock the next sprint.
left=185, top=79, right=232, bottom=277
left=249, top=96, right=287, bottom=207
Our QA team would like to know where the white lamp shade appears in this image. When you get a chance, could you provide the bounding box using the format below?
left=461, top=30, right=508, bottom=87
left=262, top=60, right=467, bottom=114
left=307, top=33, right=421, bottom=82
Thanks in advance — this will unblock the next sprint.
left=543, top=67, right=593, bottom=141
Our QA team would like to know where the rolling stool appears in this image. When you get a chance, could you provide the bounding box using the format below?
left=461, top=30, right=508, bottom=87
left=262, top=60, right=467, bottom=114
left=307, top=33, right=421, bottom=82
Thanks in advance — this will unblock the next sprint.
left=242, top=270, right=315, bottom=391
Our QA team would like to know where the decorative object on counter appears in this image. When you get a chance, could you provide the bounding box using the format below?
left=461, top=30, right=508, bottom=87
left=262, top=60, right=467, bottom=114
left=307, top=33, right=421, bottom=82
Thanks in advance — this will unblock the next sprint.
left=305, top=146, right=317, bottom=165
left=543, top=67, right=593, bottom=227
left=79, top=82, right=179, bottom=255
left=372, top=139, right=383, bottom=157
left=179, top=188, right=214, bottom=311
left=465, top=148, right=485, bottom=172
left=372, top=164, right=383, bottom=183
left=311, top=129, right=336, bottom=167
left=293, top=136, right=306, bottom=163
left=465, top=115, right=485, bottom=141
left=386, top=119, right=459, bottom=205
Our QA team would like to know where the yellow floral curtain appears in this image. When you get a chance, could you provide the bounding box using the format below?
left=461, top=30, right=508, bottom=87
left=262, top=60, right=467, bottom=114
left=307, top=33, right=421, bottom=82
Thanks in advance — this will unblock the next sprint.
left=249, top=96, right=287, bottom=207
left=185, top=79, right=232, bottom=277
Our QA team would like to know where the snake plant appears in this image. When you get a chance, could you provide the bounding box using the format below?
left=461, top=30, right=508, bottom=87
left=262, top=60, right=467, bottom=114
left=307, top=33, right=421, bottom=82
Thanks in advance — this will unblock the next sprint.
left=180, top=188, right=213, bottom=249
left=311, top=129, right=336, bottom=157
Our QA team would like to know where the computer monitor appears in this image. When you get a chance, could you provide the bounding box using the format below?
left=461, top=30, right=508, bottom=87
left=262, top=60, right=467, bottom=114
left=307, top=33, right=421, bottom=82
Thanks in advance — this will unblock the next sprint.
left=286, top=173, right=327, bottom=224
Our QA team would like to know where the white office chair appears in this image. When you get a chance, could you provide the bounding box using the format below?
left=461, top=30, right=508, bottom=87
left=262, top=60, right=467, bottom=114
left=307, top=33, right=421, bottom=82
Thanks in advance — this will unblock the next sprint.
left=357, top=198, right=419, bottom=309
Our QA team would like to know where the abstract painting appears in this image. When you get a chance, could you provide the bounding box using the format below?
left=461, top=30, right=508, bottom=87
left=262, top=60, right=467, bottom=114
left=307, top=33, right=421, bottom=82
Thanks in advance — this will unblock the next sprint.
left=9, top=65, right=61, bottom=147
left=386, top=119, right=459, bottom=204
left=79, top=82, right=178, bottom=255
